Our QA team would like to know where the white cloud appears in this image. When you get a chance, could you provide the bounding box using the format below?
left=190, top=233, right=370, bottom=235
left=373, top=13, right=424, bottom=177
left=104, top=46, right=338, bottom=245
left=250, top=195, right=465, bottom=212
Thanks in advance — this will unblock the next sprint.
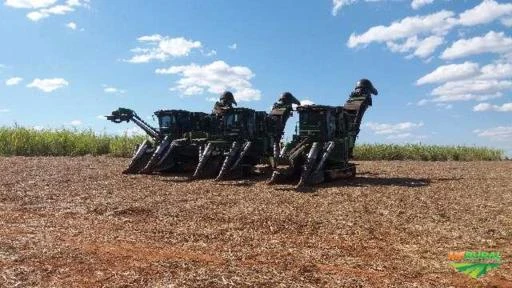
left=137, top=34, right=163, bottom=42
left=4, top=0, right=56, bottom=9
left=473, top=102, right=512, bottom=112
left=19, top=0, right=88, bottom=22
left=300, top=99, right=314, bottom=105
left=433, top=93, right=503, bottom=102
left=365, top=121, right=424, bottom=135
left=159, top=37, right=201, bottom=56
left=27, top=78, right=68, bottom=92
left=103, top=85, right=125, bottom=94
left=474, top=126, right=512, bottom=141
left=411, top=35, right=444, bottom=58
left=441, top=31, right=512, bottom=60
left=433, top=102, right=453, bottom=110
left=66, top=21, right=77, bottom=30
left=417, top=99, right=429, bottom=106
left=293, top=99, right=314, bottom=110
left=69, top=120, right=82, bottom=126
left=416, top=62, right=480, bottom=85
left=5, top=77, right=23, bottom=86
left=332, top=0, right=357, bottom=16
left=333, top=0, right=403, bottom=16
left=417, top=59, right=512, bottom=104
left=96, top=115, right=106, bottom=120
left=431, top=79, right=511, bottom=101
left=502, top=17, right=512, bottom=27
left=26, top=11, right=46, bottom=21
left=228, top=43, right=237, bottom=50
left=66, top=0, right=88, bottom=7
left=0, top=108, right=10, bottom=113
left=386, top=35, right=444, bottom=58
left=458, top=0, right=512, bottom=27
left=411, top=0, right=434, bottom=10
left=27, top=4, right=73, bottom=21
left=127, top=35, right=202, bottom=63
left=204, top=49, right=217, bottom=57
left=182, top=86, right=204, bottom=95
left=155, top=60, right=261, bottom=102
left=347, top=1, right=512, bottom=58
left=8, top=0, right=90, bottom=22
left=347, top=10, right=456, bottom=48
left=478, top=62, right=512, bottom=80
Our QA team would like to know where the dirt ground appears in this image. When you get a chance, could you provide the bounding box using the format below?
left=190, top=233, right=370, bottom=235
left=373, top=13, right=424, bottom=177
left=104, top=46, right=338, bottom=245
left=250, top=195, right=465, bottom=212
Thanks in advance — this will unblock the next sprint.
left=0, top=156, right=511, bottom=287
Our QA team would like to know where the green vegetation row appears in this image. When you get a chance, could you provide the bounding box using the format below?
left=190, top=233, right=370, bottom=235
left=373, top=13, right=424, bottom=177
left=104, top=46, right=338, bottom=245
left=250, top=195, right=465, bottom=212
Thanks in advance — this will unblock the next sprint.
left=0, top=127, right=505, bottom=161
left=353, top=143, right=505, bottom=161
left=0, top=126, right=144, bottom=158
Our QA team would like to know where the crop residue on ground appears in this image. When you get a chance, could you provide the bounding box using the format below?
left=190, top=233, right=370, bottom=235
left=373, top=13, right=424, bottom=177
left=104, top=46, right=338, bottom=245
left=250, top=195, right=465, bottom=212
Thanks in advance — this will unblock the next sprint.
left=0, top=156, right=511, bottom=287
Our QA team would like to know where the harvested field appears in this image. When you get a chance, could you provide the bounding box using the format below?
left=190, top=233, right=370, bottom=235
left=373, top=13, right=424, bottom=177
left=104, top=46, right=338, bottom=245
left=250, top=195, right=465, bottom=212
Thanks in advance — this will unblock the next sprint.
left=0, top=157, right=511, bottom=287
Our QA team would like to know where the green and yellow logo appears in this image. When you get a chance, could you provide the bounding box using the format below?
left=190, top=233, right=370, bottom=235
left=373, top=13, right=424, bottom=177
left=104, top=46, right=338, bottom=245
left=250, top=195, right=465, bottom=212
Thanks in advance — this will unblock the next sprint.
left=448, top=251, right=502, bottom=279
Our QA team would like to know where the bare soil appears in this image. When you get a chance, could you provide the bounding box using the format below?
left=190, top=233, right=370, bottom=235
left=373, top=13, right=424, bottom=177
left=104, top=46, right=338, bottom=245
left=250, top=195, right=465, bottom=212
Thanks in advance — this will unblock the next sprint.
left=0, top=156, right=511, bottom=287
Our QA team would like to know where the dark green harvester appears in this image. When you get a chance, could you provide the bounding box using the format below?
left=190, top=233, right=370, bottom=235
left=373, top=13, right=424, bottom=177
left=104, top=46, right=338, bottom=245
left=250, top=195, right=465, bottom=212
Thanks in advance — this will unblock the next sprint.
left=105, top=79, right=375, bottom=188
left=106, top=108, right=209, bottom=174
left=268, top=79, right=376, bottom=188
left=192, top=92, right=299, bottom=180
left=268, top=105, right=357, bottom=187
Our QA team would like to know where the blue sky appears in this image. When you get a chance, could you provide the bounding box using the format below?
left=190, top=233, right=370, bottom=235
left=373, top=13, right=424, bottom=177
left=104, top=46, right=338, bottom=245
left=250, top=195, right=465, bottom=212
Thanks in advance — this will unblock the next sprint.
left=1, top=0, right=511, bottom=154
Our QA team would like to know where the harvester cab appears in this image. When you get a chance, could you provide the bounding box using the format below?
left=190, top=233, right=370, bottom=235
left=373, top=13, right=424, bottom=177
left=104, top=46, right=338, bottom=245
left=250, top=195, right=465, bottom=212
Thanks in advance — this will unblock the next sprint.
left=155, top=110, right=189, bottom=135
left=154, top=110, right=209, bottom=138
left=221, top=108, right=256, bottom=139
left=296, top=105, right=339, bottom=141
left=269, top=104, right=355, bottom=188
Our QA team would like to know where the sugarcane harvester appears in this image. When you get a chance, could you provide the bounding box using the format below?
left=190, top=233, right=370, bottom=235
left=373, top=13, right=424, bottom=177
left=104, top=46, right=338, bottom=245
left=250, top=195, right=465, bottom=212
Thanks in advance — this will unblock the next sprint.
left=106, top=107, right=209, bottom=174
left=268, top=79, right=378, bottom=188
left=192, top=91, right=300, bottom=181
left=138, top=110, right=210, bottom=174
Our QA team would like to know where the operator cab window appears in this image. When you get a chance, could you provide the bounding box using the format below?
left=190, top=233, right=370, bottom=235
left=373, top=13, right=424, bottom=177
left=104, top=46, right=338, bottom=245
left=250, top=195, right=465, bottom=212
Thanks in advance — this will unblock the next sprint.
left=159, top=115, right=175, bottom=129
left=225, top=114, right=235, bottom=127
